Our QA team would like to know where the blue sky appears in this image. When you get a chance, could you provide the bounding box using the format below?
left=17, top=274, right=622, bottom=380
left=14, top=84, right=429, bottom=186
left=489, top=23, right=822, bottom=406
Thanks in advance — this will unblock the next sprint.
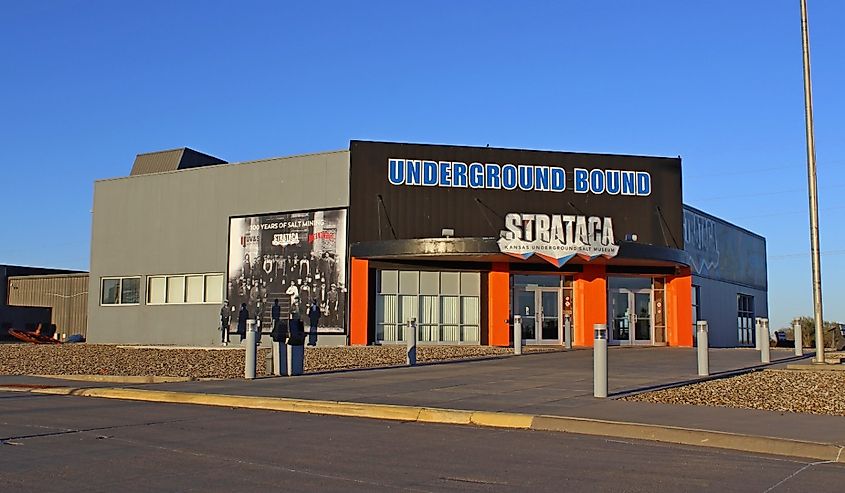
left=1, top=1, right=842, bottom=330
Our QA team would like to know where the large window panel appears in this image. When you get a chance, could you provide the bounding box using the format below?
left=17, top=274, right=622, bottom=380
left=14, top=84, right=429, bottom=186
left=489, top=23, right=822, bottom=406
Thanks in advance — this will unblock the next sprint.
left=441, top=295, right=460, bottom=341
left=121, top=278, right=140, bottom=304
left=101, top=277, right=140, bottom=306
left=186, top=275, right=204, bottom=303
left=398, top=295, right=418, bottom=339
left=441, top=272, right=460, bottom=295
left=462, top=297, right=479, bottom=325
left=420, top=271, right=439, bottom=295
left=399, top=271, right=419, bottom=295
left=148, top=277, right=166, bottom=304
left=205, top=274, right=224, bottom=303
left=377, top=294, right=398, bottom=342
left=460, top=272, right=480, bottom=295
left=462, top=326, right=479, bottom=343
left=101, top=279, right=121, bottom=305
left=374, top=269, right=481, bottom=345
left=166, top=276, right=185, bottom=304
left=380, top=270, right=398, bottom=294
left=419, top=295, right=438, bottom=342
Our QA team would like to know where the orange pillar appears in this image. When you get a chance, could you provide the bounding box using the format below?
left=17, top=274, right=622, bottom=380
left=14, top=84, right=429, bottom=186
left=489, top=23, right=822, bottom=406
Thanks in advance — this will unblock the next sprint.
left=349, top=257, right=369, bottom=345
left=573, top=264, right=607, bottom=347
left=666, top=268, right=693, bottom=347
left=488, top=263, right=510, bottom=346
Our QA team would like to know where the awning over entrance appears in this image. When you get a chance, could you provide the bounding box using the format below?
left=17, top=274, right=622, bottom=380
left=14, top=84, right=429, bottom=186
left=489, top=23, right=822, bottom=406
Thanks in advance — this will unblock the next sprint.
left=349, top=237, right=692, bottom=269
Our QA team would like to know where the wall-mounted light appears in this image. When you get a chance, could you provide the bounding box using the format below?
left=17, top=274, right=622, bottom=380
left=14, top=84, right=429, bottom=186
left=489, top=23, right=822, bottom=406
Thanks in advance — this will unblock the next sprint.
left=441, top=228, right=454, bottom=238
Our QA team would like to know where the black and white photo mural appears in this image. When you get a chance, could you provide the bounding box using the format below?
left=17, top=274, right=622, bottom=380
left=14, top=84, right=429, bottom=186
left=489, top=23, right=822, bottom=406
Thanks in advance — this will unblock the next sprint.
left=227, top=209, right=347, bottom=333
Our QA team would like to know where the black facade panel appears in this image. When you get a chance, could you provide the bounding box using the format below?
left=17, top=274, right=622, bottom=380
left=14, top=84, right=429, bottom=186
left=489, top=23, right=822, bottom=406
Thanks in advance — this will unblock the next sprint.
left=683, top=205, right=767, bottom=290
left=349, top=141, right=683, bottom=250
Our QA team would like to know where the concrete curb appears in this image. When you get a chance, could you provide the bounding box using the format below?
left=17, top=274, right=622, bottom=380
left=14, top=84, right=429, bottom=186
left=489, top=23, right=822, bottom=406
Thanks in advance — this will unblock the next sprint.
left=33, top=374, right=194, bottom=384
left=530, top=416, right=844, bottom=463
left=5, top=385, right=841, bottom=463
left=786, top=364, right=845, bottom=371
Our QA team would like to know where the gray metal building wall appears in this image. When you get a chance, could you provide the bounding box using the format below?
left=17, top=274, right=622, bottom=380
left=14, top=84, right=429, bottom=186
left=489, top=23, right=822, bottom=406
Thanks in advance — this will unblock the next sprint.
left=693, top=275, right=768, bottom=347
left=7, top=274, right=89, bottom=338
left=683, top=205, right=768, bottom=347
left=87, top=150, right=350, bottom=346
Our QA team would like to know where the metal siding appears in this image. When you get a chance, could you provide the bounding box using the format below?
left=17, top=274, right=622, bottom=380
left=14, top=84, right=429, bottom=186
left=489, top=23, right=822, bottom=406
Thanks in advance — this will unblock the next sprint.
left=692, top=274, right=768, bottom=348
left=7, top=275, right=89, bottom=337
left=130, top=149, right=185, bottom=175
left=88, top=150, right=350, bottom=345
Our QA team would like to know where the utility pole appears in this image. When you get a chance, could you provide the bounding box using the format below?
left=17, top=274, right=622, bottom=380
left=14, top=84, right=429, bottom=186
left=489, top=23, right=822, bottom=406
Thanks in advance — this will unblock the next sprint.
left=799, top=0, right=825, bottom=363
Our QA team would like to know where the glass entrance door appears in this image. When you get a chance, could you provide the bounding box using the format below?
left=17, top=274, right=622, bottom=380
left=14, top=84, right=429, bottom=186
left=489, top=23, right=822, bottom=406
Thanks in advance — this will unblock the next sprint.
left=515, top=289, right=537, bottom=341
left=632, top=291, right=652, bottom=342
left=515, top=288, right=561, bottom=344
left=608, top=277, right=653, bottom=345
left=539, top=290, right=560, bottom=342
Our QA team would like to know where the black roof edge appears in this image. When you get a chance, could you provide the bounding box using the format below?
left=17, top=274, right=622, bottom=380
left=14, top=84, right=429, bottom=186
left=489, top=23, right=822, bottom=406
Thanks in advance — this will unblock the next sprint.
left=349, top=139, right=681, bottom=162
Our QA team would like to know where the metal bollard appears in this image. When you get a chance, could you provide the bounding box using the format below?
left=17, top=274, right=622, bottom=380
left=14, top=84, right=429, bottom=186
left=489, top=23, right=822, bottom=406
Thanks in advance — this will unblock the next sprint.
left=406, top=318, right=417, bottom=366
left=265, top=350, right=274, bottom=375
left=287, top=343, right=304, bottom=376
left=793, top=318, right=803, bottom=357
left=245, top=320, right=257, bottom=379
left=755, top=317, right=763, bottom=351
left=271, top=340, right=283, bottom=376
left=760, top=318, right=770, bottom=364
left=564, top=315, right=572, bottom=350
left=513, top=315, right=523, bottom=355
left=593, top=324, right=608, bottom=398
left=696, top=320, right=709, bottom=376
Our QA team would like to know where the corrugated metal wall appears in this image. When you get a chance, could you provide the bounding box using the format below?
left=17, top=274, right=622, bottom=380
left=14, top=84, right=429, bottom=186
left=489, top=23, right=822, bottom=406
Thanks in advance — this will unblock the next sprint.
left=7, top=274, right=89, bottom=337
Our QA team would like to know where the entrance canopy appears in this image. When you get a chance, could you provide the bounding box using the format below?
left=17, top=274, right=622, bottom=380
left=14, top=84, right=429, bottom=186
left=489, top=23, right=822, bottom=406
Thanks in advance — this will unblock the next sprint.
left=349, top=237, right=692, bottom=269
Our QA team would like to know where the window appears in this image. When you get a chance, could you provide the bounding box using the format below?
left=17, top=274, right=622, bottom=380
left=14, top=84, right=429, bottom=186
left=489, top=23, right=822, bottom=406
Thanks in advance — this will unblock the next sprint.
left=653, top=277, right=666, bottom=344
left=204, top=274, right=224, bottom=303
left=376, top=270, right=480, bottom=344
left=148, top=277, right=166, bottom=304
left=166, top=276, right=185, bottom=303
left=186, top=275, right=204, bottom=303
left=147, top=273, right=224, bottom=304
left=737, top=294, right=755, bottom=346
left=100, top=277, right=141, bottom=305
left=691, top=284, right=701, bottom=333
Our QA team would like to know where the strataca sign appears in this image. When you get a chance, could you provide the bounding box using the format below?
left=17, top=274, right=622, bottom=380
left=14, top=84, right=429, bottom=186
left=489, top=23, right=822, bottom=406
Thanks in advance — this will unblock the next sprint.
left=497, top=213, right=620, bottom=267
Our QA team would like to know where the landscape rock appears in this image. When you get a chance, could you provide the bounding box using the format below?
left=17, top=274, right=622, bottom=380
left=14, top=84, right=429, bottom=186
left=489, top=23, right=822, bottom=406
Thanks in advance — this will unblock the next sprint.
left=0, top=344, right=559, bottom=380
left=623, top=369, right=845, bottom=417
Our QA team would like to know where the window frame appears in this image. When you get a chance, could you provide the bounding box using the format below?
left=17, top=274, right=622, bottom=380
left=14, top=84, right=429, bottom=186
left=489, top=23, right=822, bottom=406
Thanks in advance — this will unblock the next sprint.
left=147, top=273, right=225, bottom=305
left=100, top=276, right=142, bottom=306
left=376, top=269, right=481, bottom=345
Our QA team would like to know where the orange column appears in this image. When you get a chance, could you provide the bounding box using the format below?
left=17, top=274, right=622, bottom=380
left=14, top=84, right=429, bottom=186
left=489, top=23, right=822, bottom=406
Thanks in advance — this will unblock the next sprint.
left=349, top=257, right=369, bottom=345
left=666, top=268, right=693, bottom=347
left=573, top=264, right=607, bottom=347
left=488, top=263, right=510, bottom=347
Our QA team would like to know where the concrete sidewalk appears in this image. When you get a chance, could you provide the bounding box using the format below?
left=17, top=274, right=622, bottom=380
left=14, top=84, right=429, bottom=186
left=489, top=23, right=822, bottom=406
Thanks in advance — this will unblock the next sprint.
left=133, top=347, right=844, bottom=443
left=3, top=347, right=842, bottom=457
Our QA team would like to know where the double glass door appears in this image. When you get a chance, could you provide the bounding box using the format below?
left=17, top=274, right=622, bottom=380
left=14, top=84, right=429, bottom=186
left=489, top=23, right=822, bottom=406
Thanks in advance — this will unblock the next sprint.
left=515, top=288, right=561, bottom=344
left=610, top=287, right=653, bottom=345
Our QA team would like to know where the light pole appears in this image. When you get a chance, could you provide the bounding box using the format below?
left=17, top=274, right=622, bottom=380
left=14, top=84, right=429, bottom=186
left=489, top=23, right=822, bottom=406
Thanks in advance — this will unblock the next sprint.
left=799, top=0, right=825, bottom=364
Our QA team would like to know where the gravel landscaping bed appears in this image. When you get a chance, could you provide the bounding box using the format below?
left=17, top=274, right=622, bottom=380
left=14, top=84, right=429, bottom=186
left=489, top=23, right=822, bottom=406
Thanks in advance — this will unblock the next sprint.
left=0, top=344, right=560, bottom=380
left=623, top=369, right=845, bottom=417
